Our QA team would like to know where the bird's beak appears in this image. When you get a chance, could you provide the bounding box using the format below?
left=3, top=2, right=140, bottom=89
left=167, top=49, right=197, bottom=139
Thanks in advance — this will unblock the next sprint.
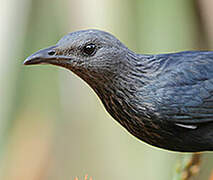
left=23, top=46, right=57, bottom=65
left=23, top=46, right=71, bottom=66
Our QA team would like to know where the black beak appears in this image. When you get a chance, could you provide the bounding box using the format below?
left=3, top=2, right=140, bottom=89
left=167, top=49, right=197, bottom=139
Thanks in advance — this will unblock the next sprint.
left=23, top=45, right=59, bottom=65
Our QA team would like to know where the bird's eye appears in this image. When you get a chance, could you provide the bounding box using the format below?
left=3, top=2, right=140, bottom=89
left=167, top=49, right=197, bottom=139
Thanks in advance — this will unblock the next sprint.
left=83, top=44, right=96, bottom=56
left=48, top=50, right=56, bottom=56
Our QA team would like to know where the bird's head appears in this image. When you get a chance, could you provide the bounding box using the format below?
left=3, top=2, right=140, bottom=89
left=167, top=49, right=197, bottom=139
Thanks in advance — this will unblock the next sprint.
left=24, top=29, right=132, bottom=86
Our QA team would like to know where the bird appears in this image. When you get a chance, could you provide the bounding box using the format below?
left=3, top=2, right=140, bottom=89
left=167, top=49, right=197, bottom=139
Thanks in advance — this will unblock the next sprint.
left=24, top=29, right=213, bottom=152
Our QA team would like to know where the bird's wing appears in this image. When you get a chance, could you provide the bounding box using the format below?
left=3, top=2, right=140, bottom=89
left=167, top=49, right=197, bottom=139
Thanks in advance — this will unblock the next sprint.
left=149, top=51, right=213, bottom=126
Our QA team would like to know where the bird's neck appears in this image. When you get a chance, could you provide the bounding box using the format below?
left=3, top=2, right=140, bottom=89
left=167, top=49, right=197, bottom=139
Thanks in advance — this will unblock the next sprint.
left=74, top=53, right=169, bottom=146
left=85, top=53, right=153, bottom=116
left=90, top=75, right=163, bottom=146
left=85, top=59, right=149, bottom=122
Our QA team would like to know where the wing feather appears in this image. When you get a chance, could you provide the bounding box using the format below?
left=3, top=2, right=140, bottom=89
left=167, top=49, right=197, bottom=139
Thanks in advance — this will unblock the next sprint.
left=148, top=51, right=213, bottom=125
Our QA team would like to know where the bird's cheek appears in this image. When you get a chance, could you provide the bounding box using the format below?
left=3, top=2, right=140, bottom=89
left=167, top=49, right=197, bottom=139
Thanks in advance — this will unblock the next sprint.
left=67, top=59, right=86, bottom=72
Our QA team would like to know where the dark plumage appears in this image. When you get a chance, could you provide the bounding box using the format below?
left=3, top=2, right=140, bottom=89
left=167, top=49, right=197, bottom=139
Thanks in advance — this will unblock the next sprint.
left=24, top=29, right=213, bottom=152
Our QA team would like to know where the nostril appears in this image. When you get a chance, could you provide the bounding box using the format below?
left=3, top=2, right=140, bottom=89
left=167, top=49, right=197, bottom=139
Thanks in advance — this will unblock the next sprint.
left=48, top=50, right=56, bottom=56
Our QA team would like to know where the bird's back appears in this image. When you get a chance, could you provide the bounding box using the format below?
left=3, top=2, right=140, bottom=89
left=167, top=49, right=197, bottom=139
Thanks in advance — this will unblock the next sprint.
left=146, top=51, right=213, bottom=122
left=135, top=51, right=213, bottom=151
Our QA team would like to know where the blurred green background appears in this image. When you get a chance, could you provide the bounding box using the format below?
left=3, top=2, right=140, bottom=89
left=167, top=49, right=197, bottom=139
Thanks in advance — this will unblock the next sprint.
left=1, top=0, right=213, bottom=179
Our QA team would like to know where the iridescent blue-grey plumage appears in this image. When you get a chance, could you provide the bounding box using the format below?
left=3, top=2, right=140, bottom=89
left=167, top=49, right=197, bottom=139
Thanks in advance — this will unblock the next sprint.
left=24, top=29, right=213, bottom=152
left=149, top=51, right=213, bottom=125
left=129, top=51, right=213, bottom=151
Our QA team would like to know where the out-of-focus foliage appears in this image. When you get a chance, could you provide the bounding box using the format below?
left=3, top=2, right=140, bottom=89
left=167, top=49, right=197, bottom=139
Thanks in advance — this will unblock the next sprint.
left=0, top=0, right=213, bottom=180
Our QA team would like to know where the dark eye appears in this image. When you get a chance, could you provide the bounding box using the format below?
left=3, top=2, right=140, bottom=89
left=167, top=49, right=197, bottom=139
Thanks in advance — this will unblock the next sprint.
left=83, top=44, right=96, bottom=56
left=48, top=50, right=56, bottom=56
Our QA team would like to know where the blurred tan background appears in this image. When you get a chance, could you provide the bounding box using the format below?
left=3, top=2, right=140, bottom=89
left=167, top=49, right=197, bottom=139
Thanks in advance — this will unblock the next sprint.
left=1, top=0, right=213, bottom=180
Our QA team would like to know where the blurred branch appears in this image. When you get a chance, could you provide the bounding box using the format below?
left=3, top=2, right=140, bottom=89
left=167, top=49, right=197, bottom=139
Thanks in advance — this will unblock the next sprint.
left=209, top=171, right=213, bottom=180
left=196, top=0, right=213, bottom=47
left=173, top=153, right=202, bottom=180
